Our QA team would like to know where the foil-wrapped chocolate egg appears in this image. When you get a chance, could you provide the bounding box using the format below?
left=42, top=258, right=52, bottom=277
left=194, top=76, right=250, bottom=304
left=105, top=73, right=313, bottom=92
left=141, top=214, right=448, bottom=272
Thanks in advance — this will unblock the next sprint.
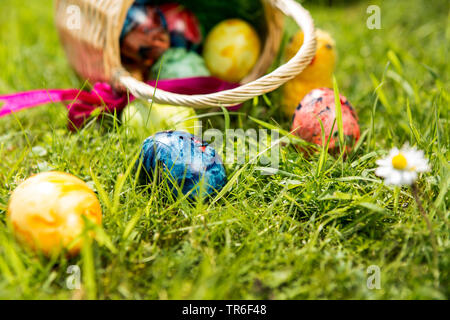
left=7, top=172, right=102, bottom=256
left=138, top=131, right=227, bottom=199
left=121, top=99, right=198, bottom=136
left=291, top=88, right=360, bottom=155
left=160, top=3, right=203, bottom=50
left=150, top=48, right=210, bottom=79
left=120, top=4, right=170, bottom=68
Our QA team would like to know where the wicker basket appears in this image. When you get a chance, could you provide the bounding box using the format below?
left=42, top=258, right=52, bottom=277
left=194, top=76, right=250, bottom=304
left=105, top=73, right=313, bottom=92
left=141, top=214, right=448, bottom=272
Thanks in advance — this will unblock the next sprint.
left=54, top=0, right=317, bottom=108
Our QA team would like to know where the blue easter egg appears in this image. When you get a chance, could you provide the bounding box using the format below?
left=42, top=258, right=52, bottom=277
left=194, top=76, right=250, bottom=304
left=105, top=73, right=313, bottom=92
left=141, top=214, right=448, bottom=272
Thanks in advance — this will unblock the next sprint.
left=138, top=131, right=227, bottom=199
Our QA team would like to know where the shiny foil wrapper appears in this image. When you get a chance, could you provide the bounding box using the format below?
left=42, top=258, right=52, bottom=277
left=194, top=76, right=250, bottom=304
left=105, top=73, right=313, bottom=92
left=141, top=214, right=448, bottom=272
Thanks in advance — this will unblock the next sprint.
left=120, top=4, right=170, bottom=68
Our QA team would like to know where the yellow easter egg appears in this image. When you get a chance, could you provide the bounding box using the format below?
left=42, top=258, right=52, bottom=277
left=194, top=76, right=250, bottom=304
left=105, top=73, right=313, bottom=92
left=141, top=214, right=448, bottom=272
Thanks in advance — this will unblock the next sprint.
left=203, top=19, right=261, bottom=83
left=281, top=29, right=337, bottom=116
left=7, top=172, right=102, bottom=256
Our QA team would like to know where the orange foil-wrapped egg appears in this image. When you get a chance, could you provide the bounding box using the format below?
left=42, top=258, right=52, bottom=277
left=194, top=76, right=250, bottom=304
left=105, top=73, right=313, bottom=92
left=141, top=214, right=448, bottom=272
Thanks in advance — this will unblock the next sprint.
left=7, top=172, right=102, bottom=256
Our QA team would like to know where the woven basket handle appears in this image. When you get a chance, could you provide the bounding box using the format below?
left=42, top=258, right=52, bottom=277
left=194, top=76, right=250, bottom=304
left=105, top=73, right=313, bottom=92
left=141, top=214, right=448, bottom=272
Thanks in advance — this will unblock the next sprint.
left=115, top=0, right=317, bottom=108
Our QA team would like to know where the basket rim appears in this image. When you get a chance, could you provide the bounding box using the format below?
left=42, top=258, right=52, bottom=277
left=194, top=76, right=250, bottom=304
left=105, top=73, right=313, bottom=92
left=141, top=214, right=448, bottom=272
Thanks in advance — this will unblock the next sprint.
left=115, top=0, right=317, bottom=108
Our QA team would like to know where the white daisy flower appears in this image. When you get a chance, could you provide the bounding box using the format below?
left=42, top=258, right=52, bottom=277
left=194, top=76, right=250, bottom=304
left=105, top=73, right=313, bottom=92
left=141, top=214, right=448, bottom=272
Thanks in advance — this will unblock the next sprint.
left=375, top=145, right=430, bottom=186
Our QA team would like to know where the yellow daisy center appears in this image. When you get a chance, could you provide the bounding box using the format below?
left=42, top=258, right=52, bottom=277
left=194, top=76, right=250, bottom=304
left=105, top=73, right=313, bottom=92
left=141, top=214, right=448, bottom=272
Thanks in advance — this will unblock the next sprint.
left=392, top=153, right=408, bottom=170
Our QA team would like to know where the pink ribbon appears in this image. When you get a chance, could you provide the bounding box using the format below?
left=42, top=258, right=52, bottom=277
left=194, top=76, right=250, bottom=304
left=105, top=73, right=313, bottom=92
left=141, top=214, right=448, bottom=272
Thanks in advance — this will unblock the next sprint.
left=0, top=77, right=240, bottom=130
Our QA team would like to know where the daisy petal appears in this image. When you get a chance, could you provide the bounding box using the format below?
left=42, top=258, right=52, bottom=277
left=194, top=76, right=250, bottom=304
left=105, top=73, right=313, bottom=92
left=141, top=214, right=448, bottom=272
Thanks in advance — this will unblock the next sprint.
left=386, top=170, right=402, bottom=186
left=375, top=166, right=392, bottom=178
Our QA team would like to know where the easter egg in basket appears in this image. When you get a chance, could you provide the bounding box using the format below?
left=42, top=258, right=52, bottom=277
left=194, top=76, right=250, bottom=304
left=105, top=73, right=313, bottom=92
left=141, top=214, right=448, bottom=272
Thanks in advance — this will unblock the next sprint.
left=159, top=3, right=203, bottom=50
left=138, top=131, right=227, bottom=199
left=203, top=19, right=261, bottom=83
left=281, top=29, right=337, bottom=116
left=7, top=172, right=102, bottom=256
left=120, top=4, right=170, bottom=68
left=121, top=99, right=198, bottom=136
left=150, top=48, right=210, bottom=79
left=291, top=88, right=360, bottom=156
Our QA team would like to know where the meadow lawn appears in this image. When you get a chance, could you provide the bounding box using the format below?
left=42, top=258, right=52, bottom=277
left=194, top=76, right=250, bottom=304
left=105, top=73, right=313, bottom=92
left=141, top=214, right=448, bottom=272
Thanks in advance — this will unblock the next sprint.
left=0, top=0, right=448, bottom=299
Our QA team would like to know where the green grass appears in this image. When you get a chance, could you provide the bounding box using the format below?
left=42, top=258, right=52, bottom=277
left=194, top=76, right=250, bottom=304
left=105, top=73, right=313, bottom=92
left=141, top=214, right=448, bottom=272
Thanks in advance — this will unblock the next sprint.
left=0, top=0, right=449, bottom=299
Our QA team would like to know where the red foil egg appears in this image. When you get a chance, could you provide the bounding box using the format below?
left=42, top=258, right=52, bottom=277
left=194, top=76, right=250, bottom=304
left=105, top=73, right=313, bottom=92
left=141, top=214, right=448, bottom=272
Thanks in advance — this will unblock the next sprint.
left=291, top=88, right=360, bottom=155
left=159, top=3, right=203, bottom=50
